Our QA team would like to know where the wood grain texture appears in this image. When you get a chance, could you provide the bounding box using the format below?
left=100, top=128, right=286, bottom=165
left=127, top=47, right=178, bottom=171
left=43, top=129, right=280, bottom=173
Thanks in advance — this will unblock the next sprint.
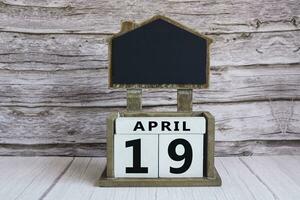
left=0, top=101, right=299, bottom=144
left=0, top=157, right=72, bottom=199
left=44, top=157, right=106, bottom=200
left=40, top=156, right=299, bottom=200
left=0, top=0, right=299, bottom=156
left=1, top=140, right=300, bottom=157
left=1, top=31, right=299, bottom=69
left=0, top=156, right=298, bottom=199
left=0, top=100, right=299, bottom=156
left=0, top=0, right=299, bottom=34
left=241, top=156, right=300, bottom=199
left=0, top=64, right=298, bottom=107
left=0, top=143, right=106, bottom=156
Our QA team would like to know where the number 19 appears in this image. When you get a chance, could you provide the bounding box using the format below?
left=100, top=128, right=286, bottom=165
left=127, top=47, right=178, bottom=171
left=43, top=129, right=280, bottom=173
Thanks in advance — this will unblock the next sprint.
left=125, top=138, right=193, bottom=174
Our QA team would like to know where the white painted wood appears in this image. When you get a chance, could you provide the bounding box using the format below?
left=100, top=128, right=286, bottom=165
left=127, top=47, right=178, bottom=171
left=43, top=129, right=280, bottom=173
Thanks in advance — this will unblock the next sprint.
left=241, top=156, right=300, bottom=200
left=0, top=157, right=71, bottom=200
left=270, top=156, right=300, bottom=188
left=159, top=134, right=204, bottom=178
left=114, top=135, right=159, bottom=178
left=44, top=157, right=106, bottom=200
left=0, top=156, right=288, bottom=200
left=115, top=117, right=206, bottom=134
left=212, top=157, right=276, bottom=200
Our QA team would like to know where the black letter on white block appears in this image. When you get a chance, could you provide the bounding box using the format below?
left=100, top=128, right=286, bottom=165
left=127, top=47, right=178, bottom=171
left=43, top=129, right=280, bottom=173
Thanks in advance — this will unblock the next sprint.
left=133, top=121, right=145, bottom=131
left=149, top=121, right=158, bottom=131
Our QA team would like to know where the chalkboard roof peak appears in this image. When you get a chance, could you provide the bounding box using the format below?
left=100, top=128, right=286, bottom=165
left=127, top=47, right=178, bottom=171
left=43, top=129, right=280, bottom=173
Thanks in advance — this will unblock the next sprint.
left=111, top=15, right=212, bottom=43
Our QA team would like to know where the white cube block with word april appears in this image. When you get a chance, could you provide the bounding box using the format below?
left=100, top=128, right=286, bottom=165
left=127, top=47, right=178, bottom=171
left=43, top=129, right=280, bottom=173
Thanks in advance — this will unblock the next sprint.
left=115, top=117, right=206, bottom=134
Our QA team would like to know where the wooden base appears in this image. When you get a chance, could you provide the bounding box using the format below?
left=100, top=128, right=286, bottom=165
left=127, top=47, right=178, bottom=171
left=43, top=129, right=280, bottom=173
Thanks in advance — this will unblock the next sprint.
left=98, top=167, right=222, bottom=187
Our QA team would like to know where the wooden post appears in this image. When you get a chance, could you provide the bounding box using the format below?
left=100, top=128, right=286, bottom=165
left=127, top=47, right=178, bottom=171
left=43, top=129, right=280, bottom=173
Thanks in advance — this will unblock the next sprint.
left=177, top=89, right=193, bottom=112
left=127, top=89, right=142, bottom=111
left=121, top=21, right=136, bottom=32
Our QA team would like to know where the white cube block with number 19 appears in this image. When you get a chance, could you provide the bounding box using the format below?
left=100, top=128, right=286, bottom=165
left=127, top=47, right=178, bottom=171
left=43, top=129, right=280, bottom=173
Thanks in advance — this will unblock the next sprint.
left=114, top=134, right=158, bottom=178
left=159, top=134, right=204, bottom=178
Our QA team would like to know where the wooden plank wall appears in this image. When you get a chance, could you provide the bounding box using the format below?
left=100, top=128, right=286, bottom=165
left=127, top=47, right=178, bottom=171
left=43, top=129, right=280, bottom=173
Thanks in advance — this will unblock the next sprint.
left=0, top=0, right=299, bottom=156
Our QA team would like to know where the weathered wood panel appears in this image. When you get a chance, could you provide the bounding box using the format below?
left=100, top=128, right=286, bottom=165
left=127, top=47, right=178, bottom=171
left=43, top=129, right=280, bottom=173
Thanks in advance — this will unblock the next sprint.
left=0, top=0, right=299, bottom=156
left=1, top=31, right=299, bottom=68
left=216, top=140, right=300, bottom=156
left=0, top=101, right=298, bottom=144
left=0, top=0, right=299, bottom=34
left=0, top=64, right=299, bottom=106
left=1, top=141, right=300, bottom=157
left=0, top=143, right=105, bottom=156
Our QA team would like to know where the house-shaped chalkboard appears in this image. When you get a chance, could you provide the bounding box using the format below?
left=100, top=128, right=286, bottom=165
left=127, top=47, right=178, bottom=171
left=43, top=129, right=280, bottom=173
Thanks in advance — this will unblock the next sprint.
left=109, top=15, right=212, bottom=88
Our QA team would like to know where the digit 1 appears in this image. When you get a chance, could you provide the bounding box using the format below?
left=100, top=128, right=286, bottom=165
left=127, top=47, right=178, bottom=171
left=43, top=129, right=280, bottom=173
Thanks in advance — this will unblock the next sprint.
left=168, top=138, right=193, bottom=174
left=125, top=139, right=148, bottom=173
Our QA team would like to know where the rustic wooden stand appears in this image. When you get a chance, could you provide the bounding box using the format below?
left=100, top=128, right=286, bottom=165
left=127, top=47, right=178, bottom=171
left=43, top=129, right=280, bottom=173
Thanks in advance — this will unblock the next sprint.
left=98, top=16, right=221, bottom=187
left=98, top=88, right=221, bottom=187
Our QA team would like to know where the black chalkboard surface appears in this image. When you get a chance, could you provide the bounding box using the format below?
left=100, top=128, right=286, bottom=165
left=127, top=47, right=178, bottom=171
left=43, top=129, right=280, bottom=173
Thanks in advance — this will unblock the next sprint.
left=109, top=16, right=211, bottom=88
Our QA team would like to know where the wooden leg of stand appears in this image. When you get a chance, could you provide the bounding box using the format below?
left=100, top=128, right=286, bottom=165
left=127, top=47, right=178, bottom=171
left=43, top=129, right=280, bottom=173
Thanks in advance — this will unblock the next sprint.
left=127, top=89, right=142, bottom=111
left=177, top=89, right=193, bottom=112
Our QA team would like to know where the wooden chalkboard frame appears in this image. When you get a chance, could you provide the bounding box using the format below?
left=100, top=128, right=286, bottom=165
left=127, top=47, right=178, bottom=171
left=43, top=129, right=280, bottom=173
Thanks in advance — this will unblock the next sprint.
left=98, top=111, right=221, bottom=187
left=108, top=15, right=213, bottom=89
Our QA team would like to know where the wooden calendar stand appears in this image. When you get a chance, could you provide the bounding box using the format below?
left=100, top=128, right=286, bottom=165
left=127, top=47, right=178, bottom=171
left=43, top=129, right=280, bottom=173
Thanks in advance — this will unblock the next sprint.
left=98, top=89, right=221, bottom=187
left=98, top=15, right=222, bottom=187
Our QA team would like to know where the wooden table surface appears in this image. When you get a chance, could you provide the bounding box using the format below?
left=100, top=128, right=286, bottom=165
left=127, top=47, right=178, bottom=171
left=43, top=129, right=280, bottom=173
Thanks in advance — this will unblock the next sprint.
left=0, top=156, right=299, bottom=200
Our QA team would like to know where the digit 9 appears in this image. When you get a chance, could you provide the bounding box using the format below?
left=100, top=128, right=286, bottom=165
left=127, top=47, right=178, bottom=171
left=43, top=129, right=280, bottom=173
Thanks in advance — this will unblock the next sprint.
left=168, top=138, right=193, bottom=174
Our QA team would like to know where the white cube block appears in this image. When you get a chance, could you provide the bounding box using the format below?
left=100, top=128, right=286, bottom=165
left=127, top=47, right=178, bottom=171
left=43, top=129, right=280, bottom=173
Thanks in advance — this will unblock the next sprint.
left=115, top=117, right=206, bottom=134
left=114, top=134, right=158, bottom=178
left=159, top=134, right=204, bottom=178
